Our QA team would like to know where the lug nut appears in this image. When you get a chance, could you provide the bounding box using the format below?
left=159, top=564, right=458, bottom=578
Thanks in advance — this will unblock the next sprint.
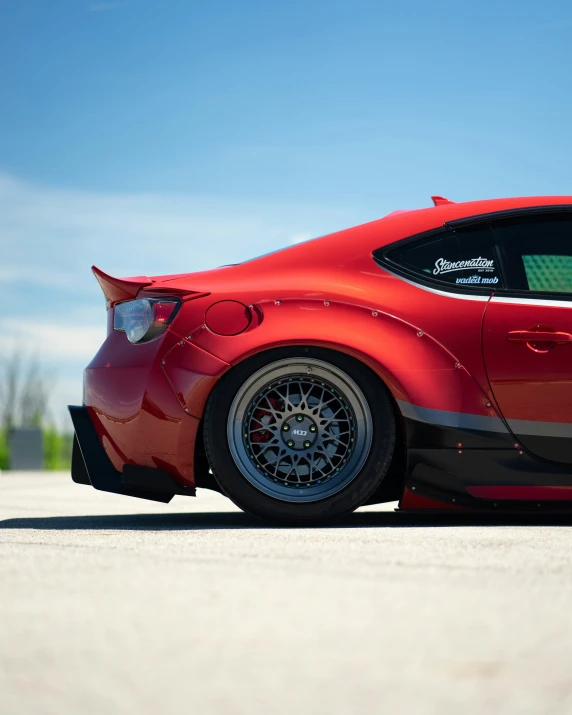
left=296, top=415, right=303, bottom=422
left=283, top=424, right=290, bottom=431
left=309, top=425, right=317, bottom=433
left=303, top=441, right=311, bottom=449
left=287, top=440, right=294, bottom=448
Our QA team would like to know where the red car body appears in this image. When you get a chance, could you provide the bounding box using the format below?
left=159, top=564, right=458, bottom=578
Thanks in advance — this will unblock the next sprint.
left=69, top=195, right=572, bottom=513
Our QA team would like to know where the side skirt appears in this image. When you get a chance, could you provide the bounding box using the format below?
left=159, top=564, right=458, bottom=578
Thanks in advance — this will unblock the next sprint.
left=402, top=447, right=572, bottom=512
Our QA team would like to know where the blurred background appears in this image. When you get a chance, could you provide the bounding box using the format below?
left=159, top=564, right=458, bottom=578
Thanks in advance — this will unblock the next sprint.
left=1, top=0, right=571, bottom=469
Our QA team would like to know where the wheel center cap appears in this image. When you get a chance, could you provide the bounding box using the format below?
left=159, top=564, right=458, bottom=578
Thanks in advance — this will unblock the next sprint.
left=281, top=414, right=318, bottom=450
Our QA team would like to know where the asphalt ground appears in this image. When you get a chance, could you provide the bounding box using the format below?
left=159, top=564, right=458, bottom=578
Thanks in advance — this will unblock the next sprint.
left=2, top=472, right=572, bottom=715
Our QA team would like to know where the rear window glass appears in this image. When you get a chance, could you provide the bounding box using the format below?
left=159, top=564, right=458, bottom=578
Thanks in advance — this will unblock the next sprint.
left=384, top=226, right=501, bottom=288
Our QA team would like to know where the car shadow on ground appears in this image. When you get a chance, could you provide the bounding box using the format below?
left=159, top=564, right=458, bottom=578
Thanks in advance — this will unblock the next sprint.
left=1, top=510, right=572, bottom=531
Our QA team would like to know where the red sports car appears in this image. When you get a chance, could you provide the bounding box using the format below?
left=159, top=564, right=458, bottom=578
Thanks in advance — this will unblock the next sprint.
left=70, top=195, right=572, bottom=522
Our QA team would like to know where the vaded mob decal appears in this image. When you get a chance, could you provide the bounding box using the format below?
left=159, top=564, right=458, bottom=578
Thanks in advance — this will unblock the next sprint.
left=433, top=257, right=499, bottom=285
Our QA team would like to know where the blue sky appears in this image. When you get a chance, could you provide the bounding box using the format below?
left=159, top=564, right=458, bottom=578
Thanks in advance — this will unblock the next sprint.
left=1, top=0, right=572, bottom=424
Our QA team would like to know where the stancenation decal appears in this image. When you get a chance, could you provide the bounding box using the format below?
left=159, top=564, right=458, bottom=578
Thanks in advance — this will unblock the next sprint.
left=433, top=257, right=498, bottom=285
left=433, top=257, right=495, bottom=275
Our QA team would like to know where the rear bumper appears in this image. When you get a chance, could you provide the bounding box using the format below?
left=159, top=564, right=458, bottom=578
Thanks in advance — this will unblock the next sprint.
left=82, top=328, right=226, bottom=487
left=69, top=405, right=195, bottom=502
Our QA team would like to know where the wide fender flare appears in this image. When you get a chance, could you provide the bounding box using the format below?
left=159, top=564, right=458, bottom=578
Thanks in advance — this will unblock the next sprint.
left=178, top=298, right=500, bottom=422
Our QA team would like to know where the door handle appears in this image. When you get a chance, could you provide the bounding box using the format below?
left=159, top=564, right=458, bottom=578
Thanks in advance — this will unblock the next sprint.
left=508, top=330, right=572, bottom=344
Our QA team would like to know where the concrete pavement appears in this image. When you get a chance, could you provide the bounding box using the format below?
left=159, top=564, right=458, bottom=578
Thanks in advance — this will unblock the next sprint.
left=2, top=471, right=572, bottom=715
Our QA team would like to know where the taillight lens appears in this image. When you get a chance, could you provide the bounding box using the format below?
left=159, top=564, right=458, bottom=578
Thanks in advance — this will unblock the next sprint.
left=113, top=298, right=179, bottom=343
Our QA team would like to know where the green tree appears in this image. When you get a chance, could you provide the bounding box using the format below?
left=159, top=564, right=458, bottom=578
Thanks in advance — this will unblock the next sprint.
left=43, top=428, right=73, bottom=470
left=0, top=347, right=60, bottom=470
left=0, top=349, right=51, bottom=431
left=0, top=430, right=8, bottom=471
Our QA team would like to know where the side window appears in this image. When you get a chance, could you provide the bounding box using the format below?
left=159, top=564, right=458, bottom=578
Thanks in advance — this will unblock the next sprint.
left=491, top=214, right=572, bottom=294
left=381, top=225, right=501, bottom=290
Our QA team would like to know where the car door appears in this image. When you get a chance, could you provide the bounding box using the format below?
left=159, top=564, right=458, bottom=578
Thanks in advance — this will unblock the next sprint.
left=482, top=210, right=572, bottom=464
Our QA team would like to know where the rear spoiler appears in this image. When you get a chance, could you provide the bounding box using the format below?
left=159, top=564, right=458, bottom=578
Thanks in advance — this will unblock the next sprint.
left=92, top=266, right=154, bottom=307
left=92, top=265, right=210, bottom=306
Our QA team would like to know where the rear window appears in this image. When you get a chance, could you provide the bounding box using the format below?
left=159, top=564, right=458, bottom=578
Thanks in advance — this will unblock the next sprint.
left=380, top=225, right=501, bottom=290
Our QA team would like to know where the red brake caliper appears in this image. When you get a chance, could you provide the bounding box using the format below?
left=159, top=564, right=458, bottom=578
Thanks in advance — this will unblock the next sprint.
left=250, top=396, right=283, bottom=443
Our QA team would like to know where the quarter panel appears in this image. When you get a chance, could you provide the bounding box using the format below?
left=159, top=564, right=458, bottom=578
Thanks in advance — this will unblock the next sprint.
left=188, top=298, right=498, bottom=421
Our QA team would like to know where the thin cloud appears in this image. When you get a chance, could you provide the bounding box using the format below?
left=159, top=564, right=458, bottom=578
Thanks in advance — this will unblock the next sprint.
left=0, top=319, right=104, bottom=361
left=0, top=170, right=354, bottom=422
left=289, top=232, right=313, bottom=245
left=0, top=171, right=350, bottom=291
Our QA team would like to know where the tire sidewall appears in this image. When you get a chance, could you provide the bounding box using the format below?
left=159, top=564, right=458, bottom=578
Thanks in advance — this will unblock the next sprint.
left=204, top=346, right=396, bottom=523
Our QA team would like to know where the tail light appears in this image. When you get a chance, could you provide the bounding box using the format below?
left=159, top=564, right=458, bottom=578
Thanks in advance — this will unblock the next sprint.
left=113, top=298, right=180, bottom=344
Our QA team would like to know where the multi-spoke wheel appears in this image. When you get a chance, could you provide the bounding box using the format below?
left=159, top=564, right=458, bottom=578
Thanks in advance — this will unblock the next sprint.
left=204, top=348, right=396, bottom=523
left=227, top=359, right=372, bottom=502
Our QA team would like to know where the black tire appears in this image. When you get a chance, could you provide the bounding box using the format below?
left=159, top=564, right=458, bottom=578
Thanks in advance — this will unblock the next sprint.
left=203, top=346, right=396, bottom=524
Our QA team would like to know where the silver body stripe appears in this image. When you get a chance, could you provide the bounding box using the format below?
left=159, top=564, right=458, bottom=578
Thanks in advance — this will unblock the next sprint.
left=398, top=401, right=572, bottom=439
left=381, top=265, right=572, bottom=308
left=397, top=400, right=508, bottom=433
left=506, top=419, right=572, bottom=439
left=491, top=295, right=572, bottom=309
left=381, top=267, right=490, bottom=302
